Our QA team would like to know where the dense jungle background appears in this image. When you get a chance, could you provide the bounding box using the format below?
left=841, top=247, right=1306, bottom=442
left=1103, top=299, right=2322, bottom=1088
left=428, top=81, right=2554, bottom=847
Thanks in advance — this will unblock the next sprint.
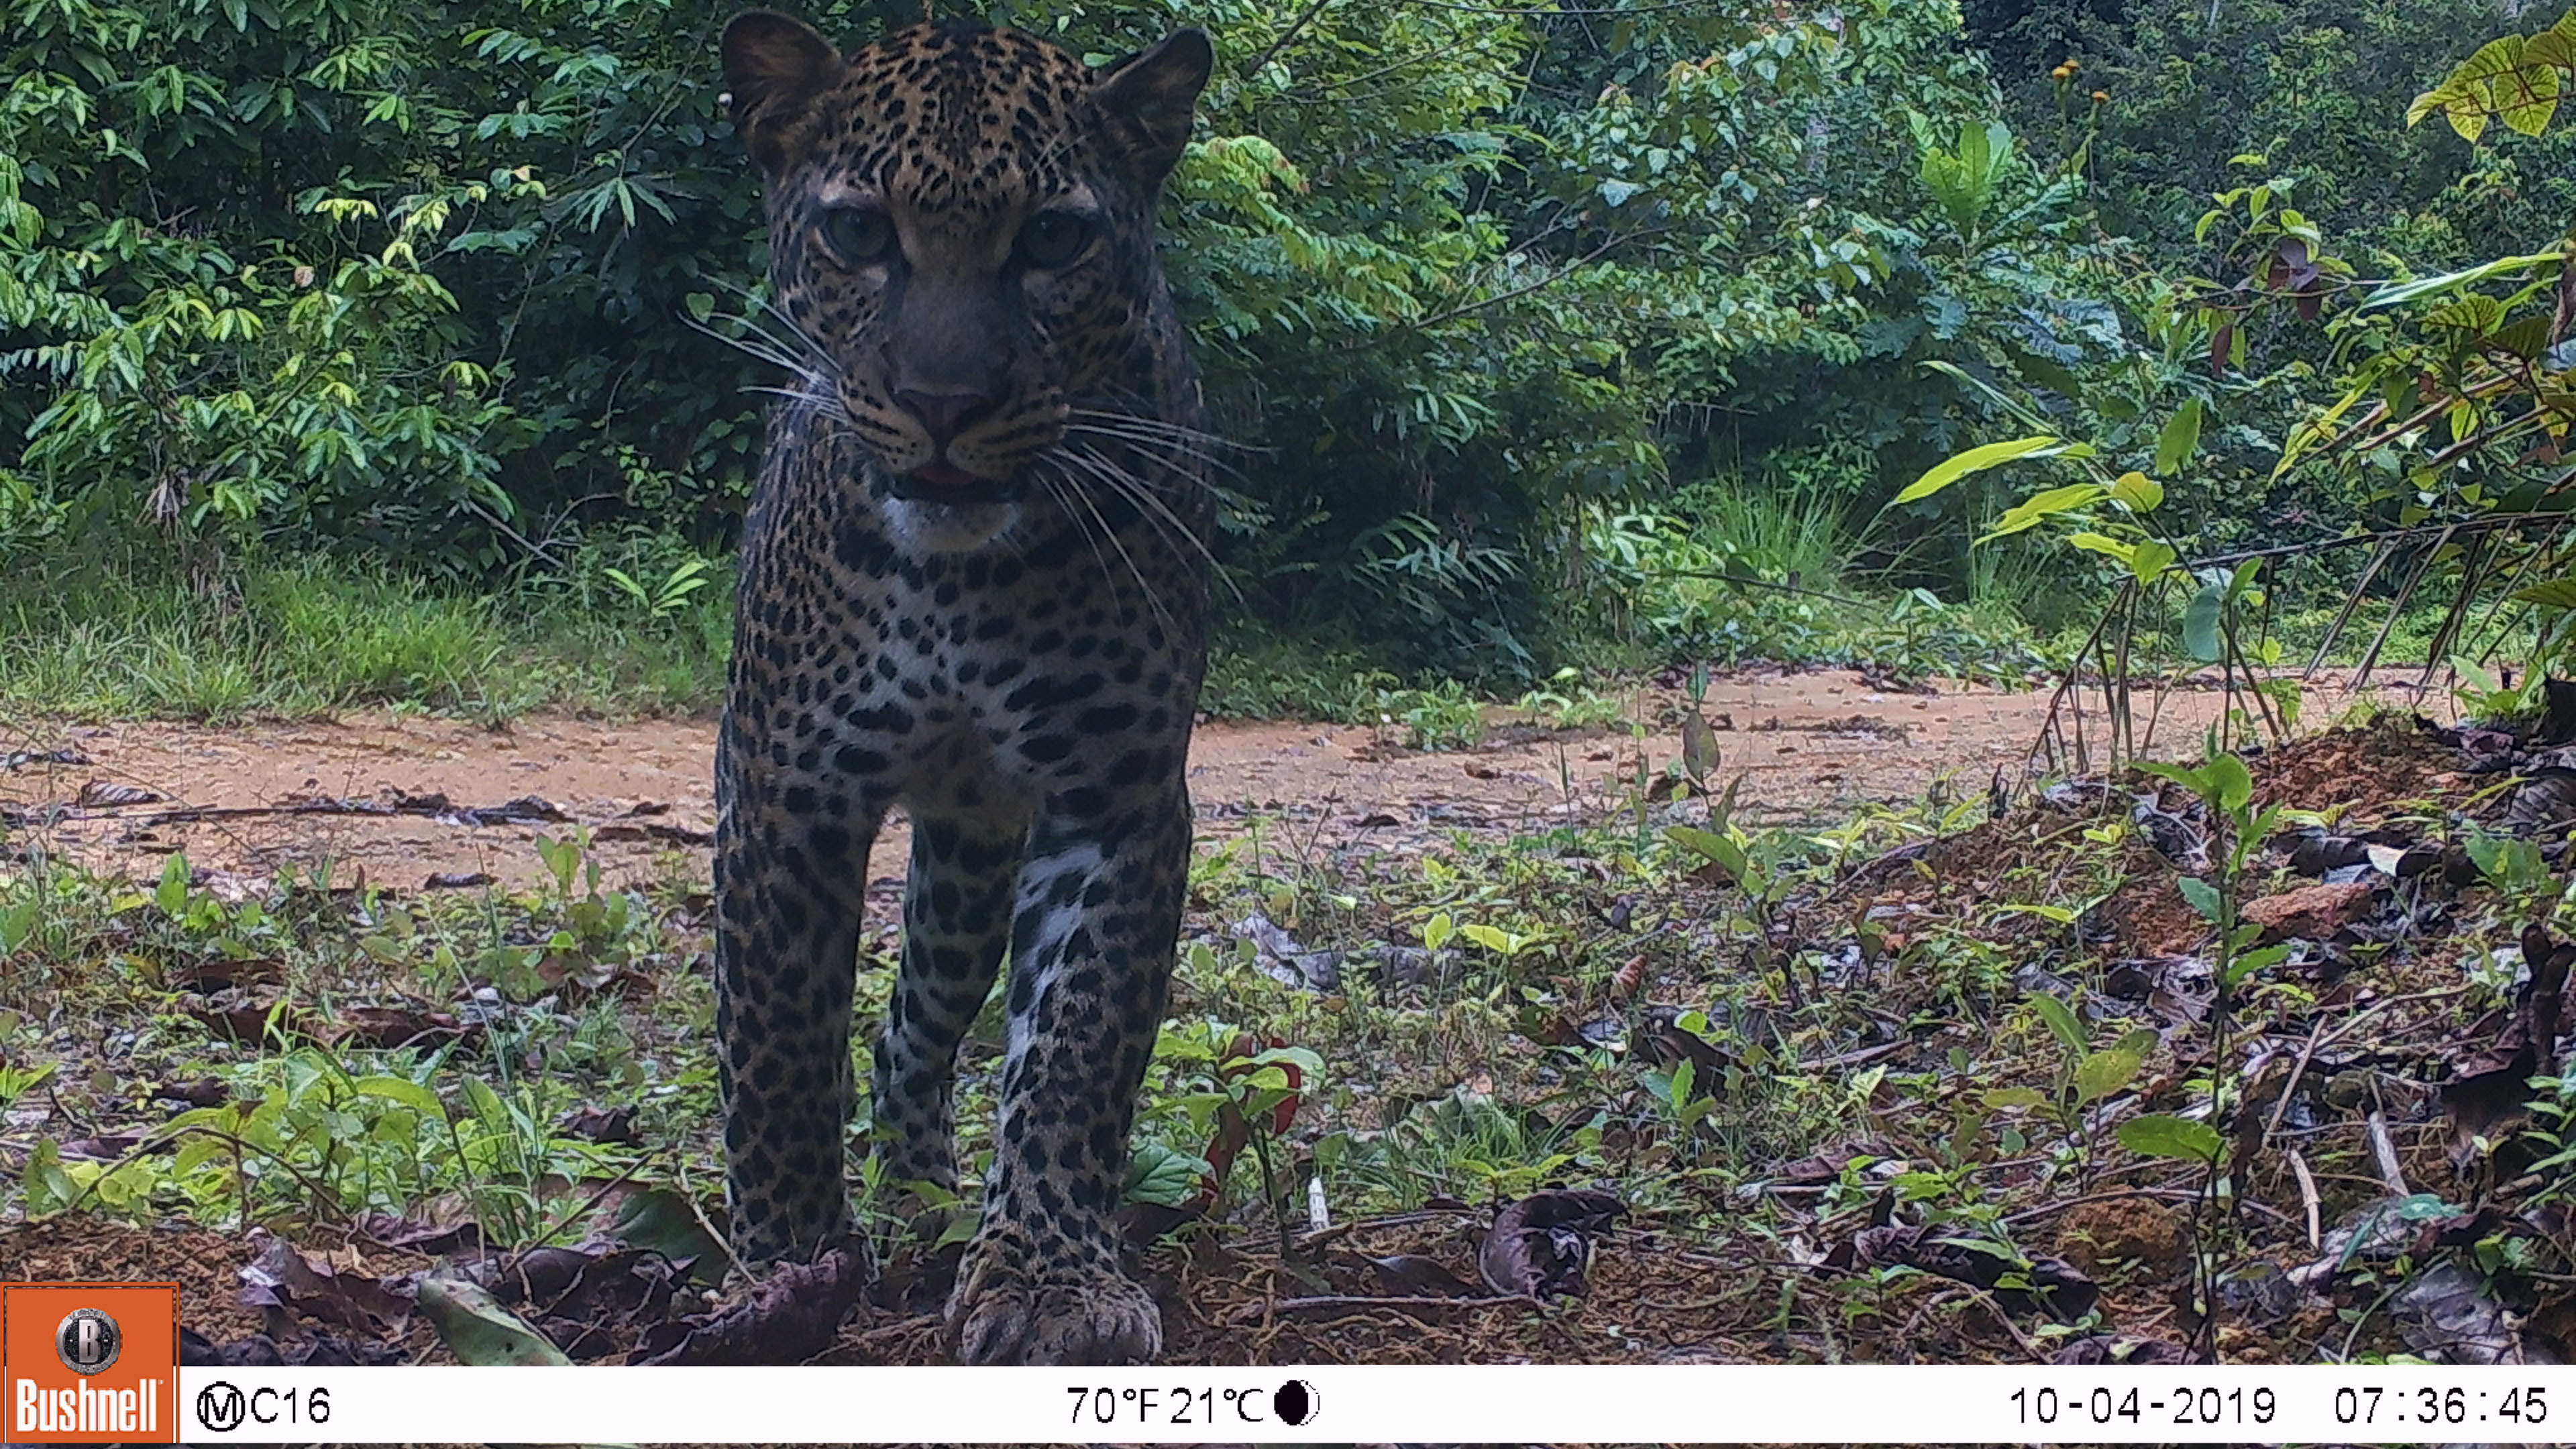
left=5, top=0, right=2572, bottom=717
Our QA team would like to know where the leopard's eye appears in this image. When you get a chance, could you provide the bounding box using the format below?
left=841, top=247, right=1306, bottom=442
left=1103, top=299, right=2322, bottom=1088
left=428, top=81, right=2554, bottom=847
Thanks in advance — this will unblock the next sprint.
left=820, top=206, right=896, bottom=266
left=1016, top=210, right=1095, bottom=270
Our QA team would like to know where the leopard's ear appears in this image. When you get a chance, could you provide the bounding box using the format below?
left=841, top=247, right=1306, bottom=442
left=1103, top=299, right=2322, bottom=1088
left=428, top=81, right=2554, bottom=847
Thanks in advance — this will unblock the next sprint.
left=1091, top=29, right=1212, bottom=184
left=722, top=10, right=844, bottom=172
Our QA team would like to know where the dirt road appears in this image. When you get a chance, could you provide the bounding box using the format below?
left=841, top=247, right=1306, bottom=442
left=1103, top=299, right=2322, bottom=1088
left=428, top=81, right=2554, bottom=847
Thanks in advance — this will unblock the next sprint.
left=1, top=666, right=2424, bottom=892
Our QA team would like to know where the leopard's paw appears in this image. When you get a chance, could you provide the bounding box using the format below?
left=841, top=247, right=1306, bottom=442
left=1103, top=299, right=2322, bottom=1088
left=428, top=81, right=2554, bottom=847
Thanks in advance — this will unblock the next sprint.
left=947, top=1231, right=1161, bottom=1366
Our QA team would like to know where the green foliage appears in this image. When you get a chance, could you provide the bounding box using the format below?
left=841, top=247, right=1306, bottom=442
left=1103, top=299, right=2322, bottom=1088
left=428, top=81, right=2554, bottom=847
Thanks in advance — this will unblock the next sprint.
left=1, top=0, right=2130, bottom=682
left=0, top=547, right=726, bottom=720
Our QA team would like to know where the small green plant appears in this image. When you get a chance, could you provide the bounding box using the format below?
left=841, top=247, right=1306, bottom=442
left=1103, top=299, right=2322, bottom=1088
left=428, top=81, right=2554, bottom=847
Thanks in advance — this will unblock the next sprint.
left=1377, top=680, right=1485, bottom=751
left=600, top=557, right=713, bottom=623
left=2452, top=656, right=2544, bottom=724
left=1641, top=1010, right=1725, bottom=1143
left=0, top=1060, right=55, bottom=1115
left=1148, top=1022, right=1321, bottom=1250
left=2116, top=743, right=2288, bottom=1351
left=1514, top=667, right=1627, bottom=731
left=2005, top=992, right=2155, bottom=1179
left=1664, top=813, right=1811, bottom=1007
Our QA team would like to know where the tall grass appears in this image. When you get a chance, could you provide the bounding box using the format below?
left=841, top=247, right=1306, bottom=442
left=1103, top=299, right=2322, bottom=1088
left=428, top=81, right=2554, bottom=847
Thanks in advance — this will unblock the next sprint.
left=0, top=546, right=730, bottom=722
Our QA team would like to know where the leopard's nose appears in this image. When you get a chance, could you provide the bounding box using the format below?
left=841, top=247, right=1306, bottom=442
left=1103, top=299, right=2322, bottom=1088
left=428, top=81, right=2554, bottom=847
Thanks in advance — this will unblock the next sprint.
left=894, top=388, right=1000, bottom=447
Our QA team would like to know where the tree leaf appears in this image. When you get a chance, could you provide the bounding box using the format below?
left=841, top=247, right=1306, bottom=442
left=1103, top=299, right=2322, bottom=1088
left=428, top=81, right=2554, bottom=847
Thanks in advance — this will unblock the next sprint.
left=2205, top=753, right=2254, bottom=813
left=2134, top=759, right=2208, bottom=796
left=1125, top=1140, right=1216, bottom=1207
left=2183, top=579, right=2226, bottom=661
left=1980, top=482, right=2106, bottom=541
left=2224, top=942, right=2293, bottom=986
left=2131, top=540, right=2178, bottom=583
left=2028, top=992, right=2086, bottom=1055
left=2361, top=251, right=2567, bottom=311
left=2117, top=1113, right=2223, bottom=1164
left=2176, top=875, right=2224, bottom=923
left=417, top=1277, right=574, bottom=1366
left=2066, top=532, right=2135, bottom=565
left=1894, top=435, right=2063, bottom=504
left=1665, top=825, right=1746, bottom=879
left=2074, top=1047, right=2143, bottom=1105
left=2151, top=400, right=2202, bottom=478
left=2511, top=576, right=2576, bottom=612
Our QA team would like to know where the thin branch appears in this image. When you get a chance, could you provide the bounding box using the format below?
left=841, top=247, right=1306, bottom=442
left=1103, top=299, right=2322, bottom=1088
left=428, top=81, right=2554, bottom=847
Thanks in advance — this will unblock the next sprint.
left=1241, top=0, right=1339, bottom=79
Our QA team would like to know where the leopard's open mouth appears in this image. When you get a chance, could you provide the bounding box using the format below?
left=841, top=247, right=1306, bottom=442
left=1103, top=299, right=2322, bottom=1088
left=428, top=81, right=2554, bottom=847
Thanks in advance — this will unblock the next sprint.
left=890, top=462, right=1022, bottom=506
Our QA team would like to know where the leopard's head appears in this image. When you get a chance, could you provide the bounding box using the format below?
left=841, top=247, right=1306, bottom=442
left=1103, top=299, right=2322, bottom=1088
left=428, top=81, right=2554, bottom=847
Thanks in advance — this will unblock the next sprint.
left=723, top=11, right=1210, bottom=551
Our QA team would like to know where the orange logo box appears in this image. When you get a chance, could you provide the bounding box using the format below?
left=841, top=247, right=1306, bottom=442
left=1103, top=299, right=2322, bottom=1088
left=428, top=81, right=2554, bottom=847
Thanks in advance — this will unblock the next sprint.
left=1, top=1283, right=179, bottom=1444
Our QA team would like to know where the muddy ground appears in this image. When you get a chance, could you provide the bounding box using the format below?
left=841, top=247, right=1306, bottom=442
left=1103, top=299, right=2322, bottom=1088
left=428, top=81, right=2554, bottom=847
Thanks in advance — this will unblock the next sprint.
left=0, top=666, right=2420, bottom=891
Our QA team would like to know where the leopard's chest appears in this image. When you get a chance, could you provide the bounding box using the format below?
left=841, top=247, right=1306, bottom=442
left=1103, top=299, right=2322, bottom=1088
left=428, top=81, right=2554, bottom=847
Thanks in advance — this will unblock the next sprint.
left=763, top=561, right=1185, bottom=812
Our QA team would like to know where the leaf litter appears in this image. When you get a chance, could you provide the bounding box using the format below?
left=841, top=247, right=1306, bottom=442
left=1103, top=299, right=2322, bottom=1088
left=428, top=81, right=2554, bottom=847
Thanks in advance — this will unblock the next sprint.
left=15, top=696, right=2576, bottom=1371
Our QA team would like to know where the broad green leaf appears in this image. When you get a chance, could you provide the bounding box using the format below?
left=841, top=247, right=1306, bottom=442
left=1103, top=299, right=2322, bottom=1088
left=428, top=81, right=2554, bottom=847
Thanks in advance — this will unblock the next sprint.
left=2361, top=252, right=2566, bottom=311
left=2074, top=1047, right=2143, bottom=1104
left=1981, top=482, right=2106, bottom=541
left=1983, top=1087, right=2047, bottom=1110
left=2183, top=579, right=2226, bottom=661
left=156, top=851, right=191, bottom=916
left=2133, top=759, right=2209, bottom=796
left=2205, top=753, right=2254, bottom=812
left=353, top=1075, right=446, bottom=1118
left=1421, top=912, right=1454, bottom=952
left=0, top=901, right=34, bottom=955
left=2152, top=400, right=2202, bottom=478
left=2225, top=557, right=2263, bottom=607
left=2177, top=875, right=2224, bottom=923
left=2131, top=540, right=2178, bottom=584
left=2110, top=470, right=2165, bottom=514
left=2511, top=576, right=2576, bottom=612
left=2224, top=942, right=2294, bottom=985
left=2067, top=532, right=2135, bottom=565
left=2117, top=1113, right=2223, bottom=1164
left=2498, top=63, right=2562, bottom=136
left=1894, top=435, right=2062, bottom=504
left=1666, top=825, right=1747, bottom=879
left=2028, top=992, right=2086, bottom=1056
left=1124, top=1140, right=1217, bottom=1208
left=417, top=1277, right=574, bottom=1366
left=600, top=1187, right=728, bottom=1283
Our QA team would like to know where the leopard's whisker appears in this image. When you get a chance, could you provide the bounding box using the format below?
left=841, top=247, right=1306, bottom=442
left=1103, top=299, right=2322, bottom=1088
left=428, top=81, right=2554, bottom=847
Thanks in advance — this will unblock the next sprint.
left=1066, top=405, right=1261, bottom=455
left=688, top=309, right=841, bottom=386
left=745, top=384, right=856, bottom=426
left=1059, top=441, right=1238, bottom=606
left=1062, top=421, right=1242, bottom=486
left=1046, top=457, right=1176, bottom=632
left=1034, top=468, right=1136, bottom=617
left=1061, top=443, right=1211, bottom=568
left=712, top=278, right=839, bottom=369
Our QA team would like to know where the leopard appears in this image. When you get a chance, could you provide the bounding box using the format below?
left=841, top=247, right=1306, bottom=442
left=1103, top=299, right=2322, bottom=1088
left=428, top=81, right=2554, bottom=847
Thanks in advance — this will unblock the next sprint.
left=710, top=9, right=1217, bottom=1366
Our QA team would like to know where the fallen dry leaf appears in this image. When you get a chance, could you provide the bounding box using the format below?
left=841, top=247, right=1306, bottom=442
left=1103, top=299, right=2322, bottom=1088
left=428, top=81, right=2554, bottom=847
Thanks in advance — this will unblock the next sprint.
left=1478, top=1187, right=1625, bottom=1299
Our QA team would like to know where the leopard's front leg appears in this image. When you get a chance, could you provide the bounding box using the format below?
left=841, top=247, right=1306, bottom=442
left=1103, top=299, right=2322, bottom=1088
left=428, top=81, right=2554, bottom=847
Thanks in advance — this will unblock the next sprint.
left=947, top=794, right=1187, bottom=1366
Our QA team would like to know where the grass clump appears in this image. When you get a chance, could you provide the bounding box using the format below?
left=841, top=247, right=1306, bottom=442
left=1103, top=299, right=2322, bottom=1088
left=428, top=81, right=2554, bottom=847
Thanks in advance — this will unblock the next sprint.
left=0, top=545, right=729, bottom=722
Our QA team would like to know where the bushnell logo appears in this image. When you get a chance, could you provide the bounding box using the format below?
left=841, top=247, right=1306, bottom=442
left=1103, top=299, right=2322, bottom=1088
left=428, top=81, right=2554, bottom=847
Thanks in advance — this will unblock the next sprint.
left=56, top=1308, right=121, bottom=1376
left=3, top=1281, right=179, bottom=1442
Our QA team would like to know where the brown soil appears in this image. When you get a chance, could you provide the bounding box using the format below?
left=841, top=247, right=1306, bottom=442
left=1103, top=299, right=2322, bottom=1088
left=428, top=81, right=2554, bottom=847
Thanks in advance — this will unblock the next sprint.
left=0, top=667, right=2414, bottom=892
left=2055, top=1197, right=2188, bottom=1273
left=0, top=1214, right=271, bottom=1347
